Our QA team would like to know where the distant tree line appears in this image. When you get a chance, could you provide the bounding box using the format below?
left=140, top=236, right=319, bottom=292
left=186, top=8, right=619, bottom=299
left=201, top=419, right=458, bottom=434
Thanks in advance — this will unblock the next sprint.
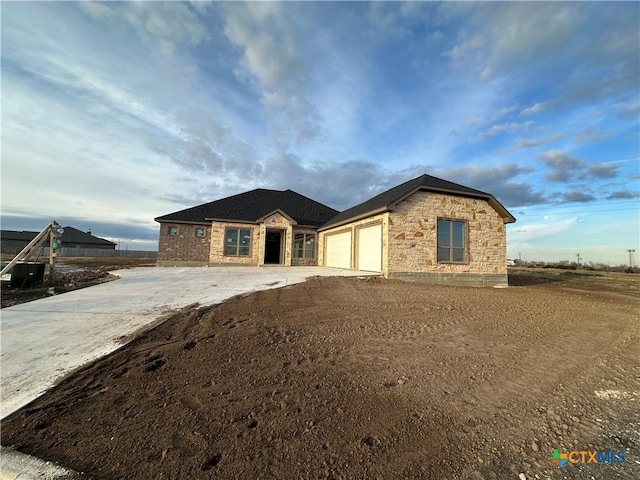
left=511, top=259, right=638, bottom=274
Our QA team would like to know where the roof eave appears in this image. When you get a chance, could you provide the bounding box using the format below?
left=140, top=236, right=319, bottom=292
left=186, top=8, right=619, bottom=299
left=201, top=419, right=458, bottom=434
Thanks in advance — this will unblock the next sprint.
left=487, top=198, right=517, bottom=224
left=205, top=217, right=256, bottom=225
left=318, top=207, right=389, bottom=232
left=155, top=218, right=213, bottom=225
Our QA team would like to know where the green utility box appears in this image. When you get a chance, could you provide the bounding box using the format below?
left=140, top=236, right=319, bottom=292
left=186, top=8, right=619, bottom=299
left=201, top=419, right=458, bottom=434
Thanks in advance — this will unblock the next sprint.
left=8, top=262, right=46, bottom=289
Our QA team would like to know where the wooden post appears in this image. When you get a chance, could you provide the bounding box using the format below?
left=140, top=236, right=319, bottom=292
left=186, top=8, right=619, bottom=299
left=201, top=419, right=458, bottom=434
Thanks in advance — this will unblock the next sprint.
left=49, top=221, right=57, bottom=287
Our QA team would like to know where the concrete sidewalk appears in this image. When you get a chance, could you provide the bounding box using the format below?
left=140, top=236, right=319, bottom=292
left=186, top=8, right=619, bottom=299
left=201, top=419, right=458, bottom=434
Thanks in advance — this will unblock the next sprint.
left=1, top=266, right=373, bottom=420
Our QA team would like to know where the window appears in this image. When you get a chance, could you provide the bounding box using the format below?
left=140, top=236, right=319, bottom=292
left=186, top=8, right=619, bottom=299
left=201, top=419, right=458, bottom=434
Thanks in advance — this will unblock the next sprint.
left=437, top=219, right=467, bottom=263
left=195, top=227, right=205, bottom=238
left=224, top=228, right=251, bottom=256
left=294, top=233, right=315, bottom=258
left=168, top=226, right=178, bottom=236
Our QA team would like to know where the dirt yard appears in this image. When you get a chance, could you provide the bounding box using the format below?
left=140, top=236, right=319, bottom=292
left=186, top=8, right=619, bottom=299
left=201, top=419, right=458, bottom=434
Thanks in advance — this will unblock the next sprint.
left=2, top=271, right=638, bottom=479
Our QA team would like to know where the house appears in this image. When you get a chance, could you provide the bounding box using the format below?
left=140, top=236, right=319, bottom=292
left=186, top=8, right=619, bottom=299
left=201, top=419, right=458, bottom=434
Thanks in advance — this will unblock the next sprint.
left=155, top=189, right=338, bottom=267
left=1, top=227, right=117, bottom=254
left=155, top=174, right=516, bottom=286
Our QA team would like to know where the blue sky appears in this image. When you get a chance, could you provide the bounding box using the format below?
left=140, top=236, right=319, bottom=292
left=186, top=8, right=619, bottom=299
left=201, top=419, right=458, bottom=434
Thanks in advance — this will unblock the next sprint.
left=2, top=1, right=638, bottom=265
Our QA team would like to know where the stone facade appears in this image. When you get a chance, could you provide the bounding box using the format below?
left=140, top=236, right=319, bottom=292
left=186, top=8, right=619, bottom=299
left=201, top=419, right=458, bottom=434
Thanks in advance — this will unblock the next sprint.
left=318, top=191, right=508, bottom=286
left=259, top=212, right=294, bottom=266
left=386, top=191, right=507, bottom=286
left=157, top=222, right=211, bottom=266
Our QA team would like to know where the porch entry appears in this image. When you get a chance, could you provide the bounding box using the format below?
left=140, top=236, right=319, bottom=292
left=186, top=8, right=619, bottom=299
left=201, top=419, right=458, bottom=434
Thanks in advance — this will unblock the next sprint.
left=264, top=229, right=284, bottom=264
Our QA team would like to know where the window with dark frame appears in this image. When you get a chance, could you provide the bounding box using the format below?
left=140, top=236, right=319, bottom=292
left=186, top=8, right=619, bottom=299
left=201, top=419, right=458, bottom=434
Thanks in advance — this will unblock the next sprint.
left=294, top=233, right=315, bottom=258
left=224, top=227, right=251, bottom=256
left=195, top=227, right=205, bottom=238
left=168, top=226, right=178, bottom=236
left=437, top=219, right=467, bottom=263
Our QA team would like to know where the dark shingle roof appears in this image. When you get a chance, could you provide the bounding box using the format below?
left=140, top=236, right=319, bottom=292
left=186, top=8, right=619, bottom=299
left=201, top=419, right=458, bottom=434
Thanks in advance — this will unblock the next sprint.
left=1, top=227, right=116, bottom=246
left=0, top=230, right=38, bottom=242
left=60, top=227, right=117, bottom=246
left=155, top=189, right=339, bottom=228
left=320, top=174, right=515, bottom=229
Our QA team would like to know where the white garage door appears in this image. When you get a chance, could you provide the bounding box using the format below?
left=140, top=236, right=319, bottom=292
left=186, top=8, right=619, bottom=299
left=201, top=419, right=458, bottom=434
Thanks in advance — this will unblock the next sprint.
left=325, top=231, right=352, bottom=269
left=357, top=224, right=382, bottom=272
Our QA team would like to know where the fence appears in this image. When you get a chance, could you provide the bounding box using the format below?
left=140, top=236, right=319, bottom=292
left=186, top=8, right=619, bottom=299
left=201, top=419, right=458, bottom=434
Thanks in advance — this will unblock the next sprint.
left=20, top=247, right=158, bottom=259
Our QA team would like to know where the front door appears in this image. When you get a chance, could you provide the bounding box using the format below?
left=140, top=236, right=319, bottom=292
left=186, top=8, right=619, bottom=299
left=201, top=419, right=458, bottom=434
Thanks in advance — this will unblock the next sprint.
left=264, top=231, right=282, bottom=264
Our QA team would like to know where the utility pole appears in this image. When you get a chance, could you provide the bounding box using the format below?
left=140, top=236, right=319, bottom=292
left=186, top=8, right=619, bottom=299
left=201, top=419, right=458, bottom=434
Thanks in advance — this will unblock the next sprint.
left=49, top=222, right=64, bottom=287
left=518, top=252, right=522, bottom=263
left=627, top=249, right=636, bottom=268
left=49, top=225, right=55, bottom=286
left=575, top=253, right=581, bottom=270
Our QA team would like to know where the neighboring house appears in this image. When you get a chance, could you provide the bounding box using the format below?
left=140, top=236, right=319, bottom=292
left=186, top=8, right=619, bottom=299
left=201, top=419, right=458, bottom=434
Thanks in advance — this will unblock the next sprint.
left=1, top=226, right=117, bottom=254
left=155, top=174, right=516, bottom=286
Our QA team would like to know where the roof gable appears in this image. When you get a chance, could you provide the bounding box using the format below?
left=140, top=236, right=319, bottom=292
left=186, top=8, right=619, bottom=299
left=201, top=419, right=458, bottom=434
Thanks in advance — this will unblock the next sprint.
left=155, top=189, right=338, bottom=228
left=256, top=209, right=297, bottom=225
left=320, top=174, right=515, bottom=229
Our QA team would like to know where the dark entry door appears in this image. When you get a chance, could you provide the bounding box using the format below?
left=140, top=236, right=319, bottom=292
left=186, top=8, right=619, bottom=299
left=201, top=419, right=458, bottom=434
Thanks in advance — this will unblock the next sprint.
left=265, top=231, right=282, bottom=264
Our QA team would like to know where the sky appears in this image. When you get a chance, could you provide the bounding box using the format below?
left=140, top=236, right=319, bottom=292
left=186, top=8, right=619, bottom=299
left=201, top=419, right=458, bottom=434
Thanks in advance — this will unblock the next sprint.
left=1, top=1, right=639, bottom=265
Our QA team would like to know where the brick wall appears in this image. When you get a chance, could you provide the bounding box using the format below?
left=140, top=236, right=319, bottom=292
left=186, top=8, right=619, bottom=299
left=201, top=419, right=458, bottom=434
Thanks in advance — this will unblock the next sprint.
left=157, top=222, right=211, bottom=266
left=387, top=191, right=508, bottom=286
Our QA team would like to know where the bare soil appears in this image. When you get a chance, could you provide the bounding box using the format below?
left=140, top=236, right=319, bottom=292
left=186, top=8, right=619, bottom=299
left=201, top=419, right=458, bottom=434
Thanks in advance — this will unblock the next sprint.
left=2, top=272, right=639, bottom=480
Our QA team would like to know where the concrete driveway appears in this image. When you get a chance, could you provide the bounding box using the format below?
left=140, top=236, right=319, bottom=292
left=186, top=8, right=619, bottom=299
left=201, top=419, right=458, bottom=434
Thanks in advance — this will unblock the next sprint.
left=1, top=266, right=374, bottom=420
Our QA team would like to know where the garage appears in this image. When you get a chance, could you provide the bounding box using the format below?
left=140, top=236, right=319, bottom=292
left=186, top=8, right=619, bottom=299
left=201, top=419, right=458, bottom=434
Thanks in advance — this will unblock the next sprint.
left=356, top=223, right=382, bottom=272
left=325, top=230, right=351, bottom=269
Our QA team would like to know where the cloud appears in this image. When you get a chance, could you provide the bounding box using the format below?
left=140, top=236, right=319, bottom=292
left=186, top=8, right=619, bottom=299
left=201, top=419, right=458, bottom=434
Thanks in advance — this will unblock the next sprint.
left=539, top=150, right=620, bottom=183
left=221, top=2, right=301, bottom=91
left=1, top=212, right=159, bottom=246
left=473, top=121, right=534, bottom=141
left=446, top=3, right=639, bottom=110
left=613, top=101, right=640, bottom=119
left=218, top=2, right=322, bottom=146
left=540, top=150, right=582, bottom=170
left=79, top=2, right=210, bottom=56
left=558, top=190, right=596, bottom=203
left=587, top=164, right=618, bottom=179
left=574, top=127, right=612, bottom=144
left=3, top=2, right=638, bottom=256
left=258, top=150, right=417, bottom=210
left=78, top=1, right=116, bottom=20
left=606, top=190, right=639, bottom=200
left=466, top=104, right=519, bottom=126
left=515, top=133, right=564, bottom=148
left=520, top=102, right=549, bottom=116
left=439, top=163, right=546, bottom=208
left=365, top=1, right=422, bottom=39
